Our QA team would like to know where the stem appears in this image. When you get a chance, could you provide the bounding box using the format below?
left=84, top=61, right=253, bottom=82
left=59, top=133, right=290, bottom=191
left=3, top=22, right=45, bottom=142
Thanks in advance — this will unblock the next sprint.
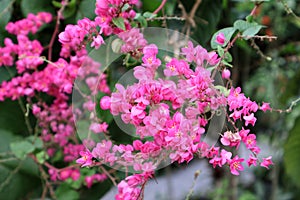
left=211, top=33, right=240, bottom=79
left=4, top=66, right=34, bottom=135
left=189, top=0, right=202, bottom=20
left=99, top=165, right=117, bottom=186
left=153, top=0, right=168, bottom=15
left=0, top=157, right=18, bottom=163
left=249, top=2, right=263, bottom=17
left=38, top=164, right=57, bottom=200
left=18, top=98, right=33, bottom=134
left=48, top=1, right=68, bottom=61
left=0, top=160, right=22, bottom=192
left=185, top=170, right=201, bottom=200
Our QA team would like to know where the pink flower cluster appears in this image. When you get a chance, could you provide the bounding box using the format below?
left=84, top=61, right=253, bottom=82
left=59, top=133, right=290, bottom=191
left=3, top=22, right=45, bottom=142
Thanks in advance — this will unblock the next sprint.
left=74, top=41, right=273, bottom=194
left=0, top=11, right=111, bottom=190
left=95, top=0, right=138, bottom=35
left=59, top=0, right=140, bottom=57
left=49, top=168, right=80, bottom=181
left=6, top=12, right=52, bottom=35
left=118, top=28, right=147, bottom=55
left=85, top=173, right=107, bottom=188
left=115, top=172, right=152, bottom=200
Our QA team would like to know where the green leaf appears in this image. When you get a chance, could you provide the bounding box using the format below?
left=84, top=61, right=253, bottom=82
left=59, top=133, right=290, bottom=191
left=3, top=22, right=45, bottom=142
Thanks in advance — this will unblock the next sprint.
left=56, top=183, right=80, bottom=200
left=66, top=177, right=82, bottom=189
left=0, top=0, right=13, bottom=32
left=75, top=0, right=97, bottom=21
left=21, top=0, right=55, bottom=16
left=62, top=0, right=77, bottom=19
left=0, top=67, right=17, bottom=84
left=112, top=17, right=126, bottom=30
left=242, top=25, right=264, bottom=38
left=10, top=140, right=35, bottom=159
left=234, top=19, right=264, bottom=38
left=35, top=150, right=49, bottom=164
left=27, top=136, right=43, bottom=149
left=135, top=14, right=148, bottom=28
left=211, top=27, right=236, bottom=49
left=284, top=116, right=300, bottom=188
left=143, top=11, right=157, bottom=19
left=0, top=130, right=40, bottom=199
left=224, top=52, right=232, bottom=62
left=52, top=0, right=62, bottom=8
left=0, top=100, right=35, bottom=135
left=111, top=38, right=123, bottom=54
left=217, top=45, right=224, bottom=57
left=234, top=19, right=254, bottom=32
left=214, top=85, right=230, bottom=96
left=222, top=60, right=233, bottom=68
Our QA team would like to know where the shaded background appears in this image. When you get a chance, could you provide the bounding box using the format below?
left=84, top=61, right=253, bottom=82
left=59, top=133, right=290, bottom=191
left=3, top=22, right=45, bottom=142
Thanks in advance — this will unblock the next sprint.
left=0, top=0, right=300, bottom=199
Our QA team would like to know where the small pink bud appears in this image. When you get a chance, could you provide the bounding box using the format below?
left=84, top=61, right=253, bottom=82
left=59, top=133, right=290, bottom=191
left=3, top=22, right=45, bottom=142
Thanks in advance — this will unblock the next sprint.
left=59, top=169, right=71, bottom=181
left=70, top=169, right=80, bottom=181
left=100, top=96, right=111, bottom=110
left=85, top=176, right=94, bottom=188
left=216, top=32, right=225, bottom=45
left=222, top=69, right=231, bottom=79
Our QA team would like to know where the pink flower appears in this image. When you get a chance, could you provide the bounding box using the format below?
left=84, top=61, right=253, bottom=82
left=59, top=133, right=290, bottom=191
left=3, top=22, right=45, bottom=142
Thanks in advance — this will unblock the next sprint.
left=118, top=28, right=147, bottom=53
left=243, top=134, right=257, bottom=149
left=216, top=32, right=225, bottom=45
left=247, top=155, right=258, bottom=167
left=260, top=156, right=273, bottom=169
left=260, top=102, right=271, bottom=112
left=90, top=122, right=108, bottom=133
left=220, top=149, right=232, bottom=165
left=243, top=113, right=257, bottom=126
left=209, top=156, right=222, bottom=168
left=142, top=44, right=161, bottom=69
left=164, top=58, right=179, bottom=76
left=70, top=169, right=80, bottom=181
left=85, top=176, right=94, bottom=188
left=59, top=169, right=72, bottom=181
left=91, top=35, right=104, bottom=49
left=222, top=69, right=231, bottom=79
left=207, top=51, right=220, bottom=65
left=220, top=131, right=241, bottom=147
left=76, top=150, right=93, bottom=167
left=100, top=96, right=111, bottom=110
left=229, top=155, right=244, bottom=175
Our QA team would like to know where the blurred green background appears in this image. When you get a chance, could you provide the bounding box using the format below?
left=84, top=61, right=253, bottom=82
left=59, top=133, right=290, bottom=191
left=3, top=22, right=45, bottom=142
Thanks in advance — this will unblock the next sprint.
left=0, top=0, right=300, bottom=199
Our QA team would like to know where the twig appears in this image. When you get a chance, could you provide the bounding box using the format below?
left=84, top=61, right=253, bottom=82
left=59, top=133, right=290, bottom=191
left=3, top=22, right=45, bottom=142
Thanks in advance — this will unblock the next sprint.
left=286, top=97, right=300, bottom=113
left=99, top=165, right=117, bottom=186
left=250, top=38, right=272, bottom=61
left=243, top=35, right=277, bottom=42
left=0, top=157, right=18, bottom=163
left=38, top=164, right=57, bottom=200
left=147, top=16, right=186, bottom=21
left=153, top=0, right=168, bottom=15
left=185, top=170, right=201, bottom=200
left=0, top=0, right=15, bottom=20
left=249, top=2, right=263, bottom=17
left=4, top=66, right=34, bottom=135
left=0, top=160, right=22, bottom=192
left=48, top=0, right=69, bottom=61
left=280, top=0, right=300, bottom=21
left=189, top=0, right=202, bottom=25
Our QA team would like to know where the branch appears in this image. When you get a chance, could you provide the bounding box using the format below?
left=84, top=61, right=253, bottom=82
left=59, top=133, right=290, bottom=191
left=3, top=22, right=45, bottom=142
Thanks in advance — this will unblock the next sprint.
left=0, top=160, right=22, bottom=192
left=99, top=165, right=117, bottom=186
left=48, top=0, right=69, bottom=61
left=153, top=0, right=168, bottom=15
